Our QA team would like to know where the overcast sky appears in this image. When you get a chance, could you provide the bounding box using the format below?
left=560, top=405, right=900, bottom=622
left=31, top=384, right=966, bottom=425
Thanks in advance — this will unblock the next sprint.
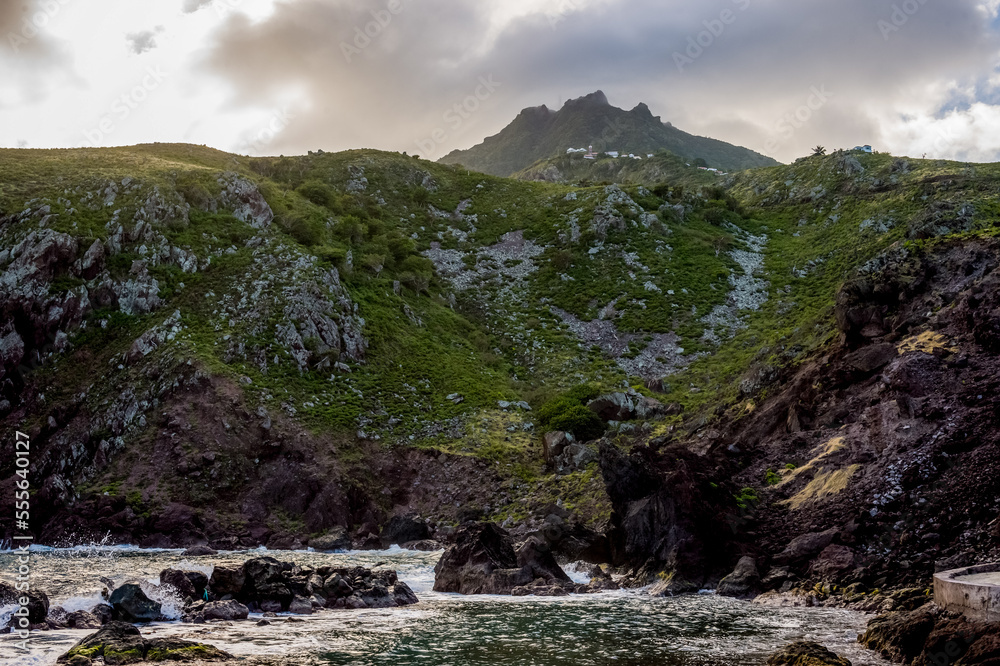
left=2, top=0, right=1000, bottom=164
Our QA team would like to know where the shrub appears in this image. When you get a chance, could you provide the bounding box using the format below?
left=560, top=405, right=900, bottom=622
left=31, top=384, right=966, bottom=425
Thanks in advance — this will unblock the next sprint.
left=334, top=216, right=366, bottom=245
left=765, top=469, right=781, bottom=486
left=537, top=383, right=605, bottom=441
left=703, top=206, right=729, bottom=227
left=547, top=405, right=606, bottom=442
left=281, top=210, right=326, bottom=246
left=551, top=249, right=573, bottom=271
left=296, top=180, right=336, bottom=208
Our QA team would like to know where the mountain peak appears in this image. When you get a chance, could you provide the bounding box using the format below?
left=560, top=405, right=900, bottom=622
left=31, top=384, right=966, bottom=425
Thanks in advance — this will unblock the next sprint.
left=631, top=102, right=654, bottom=118
left=441, top=91, right=779, bottom=176
left=564, top=90, right=610, bottom=109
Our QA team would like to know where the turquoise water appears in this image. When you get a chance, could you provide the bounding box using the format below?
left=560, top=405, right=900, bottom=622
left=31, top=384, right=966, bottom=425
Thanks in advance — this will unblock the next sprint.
left=0, top=546, right=888, bottom=665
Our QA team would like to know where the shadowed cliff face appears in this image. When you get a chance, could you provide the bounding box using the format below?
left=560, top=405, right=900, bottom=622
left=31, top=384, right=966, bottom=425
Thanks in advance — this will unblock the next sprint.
left=693, top=238, right=1000, bottom=594
left=598, top=439, right=737, bottom=593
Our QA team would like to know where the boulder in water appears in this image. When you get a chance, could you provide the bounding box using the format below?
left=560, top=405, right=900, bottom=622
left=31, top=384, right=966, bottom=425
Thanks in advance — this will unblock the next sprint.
left=309, top=529, right=352, bottom=552
left=159, top=569, right=197, bottom=599
left=57, top=621, right=232, bottom=664
left=203, top=600, right=250, bottom=621
left=181, top=545, right=218, bottom=557
left=0, top=582, right=49, bottom=624
left=716, top=556, right=761, bottom=598
left=381, top=516, right=430, bottom=547
left=433, top=522, right=575, bottom=595
left=209, top=565, right=245, bottom=599
left=766, top=641, right=852, bottom=666
left=108, top=584, right=161, bottom=623
left=65, top=610, right=103, bottom=630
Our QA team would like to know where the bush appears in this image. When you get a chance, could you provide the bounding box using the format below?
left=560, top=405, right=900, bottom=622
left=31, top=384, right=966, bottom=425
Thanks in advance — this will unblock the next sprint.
left=281, top=210, right=326, bottom=246
left=314, top=245, right=348, bottom=269
left=547, top=405, right=606, bottom=442
left=562, top=383, right=599, bottom=404
left=551, top=249, right=573, bottom=271
left=765, top=469, right=781, bottom=486
left=296, top=180, right=336, bottom=208
left=334, top=216, right=366, bottom=245
left=703, top=206, right=729, bottom=227
left=537, top=383, right=605, bottom=441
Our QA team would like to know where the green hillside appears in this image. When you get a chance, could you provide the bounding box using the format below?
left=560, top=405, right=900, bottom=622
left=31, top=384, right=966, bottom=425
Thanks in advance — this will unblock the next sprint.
left=2, top=143, right=999, bottom=548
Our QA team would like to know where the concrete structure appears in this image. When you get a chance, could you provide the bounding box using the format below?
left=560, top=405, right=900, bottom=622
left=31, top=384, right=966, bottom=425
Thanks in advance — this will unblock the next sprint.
left=934, top=564, right=1000, bottom=623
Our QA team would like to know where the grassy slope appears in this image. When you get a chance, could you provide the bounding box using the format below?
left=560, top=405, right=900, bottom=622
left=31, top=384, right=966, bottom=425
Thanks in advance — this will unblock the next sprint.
left=4, top=144, right=998, bottom=531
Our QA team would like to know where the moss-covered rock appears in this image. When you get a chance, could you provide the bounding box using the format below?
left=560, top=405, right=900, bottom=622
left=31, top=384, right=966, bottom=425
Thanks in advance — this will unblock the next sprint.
left=58, top=621, right=232, bottom=665
left=766, top=641, right=851, bottom=666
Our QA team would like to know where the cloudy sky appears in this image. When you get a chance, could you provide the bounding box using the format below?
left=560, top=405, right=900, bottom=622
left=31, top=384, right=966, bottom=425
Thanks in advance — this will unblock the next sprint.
left=2, top=0, right=1000, bottom=164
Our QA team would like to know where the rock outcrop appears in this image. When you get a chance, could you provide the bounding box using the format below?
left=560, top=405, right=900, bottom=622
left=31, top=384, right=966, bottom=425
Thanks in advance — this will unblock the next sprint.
left=598, top=441, right=733, bottom=593
left=858, top=603, right=1000, bottom=666
left=433, top=522, right=614, bottom=596
left=233, top=557, right=417, bottom=612
left=766, top=641, right=851, bottom=666
left=58, top=621, right=232, bottom=665
left=108, top=584, right=162, bottom=623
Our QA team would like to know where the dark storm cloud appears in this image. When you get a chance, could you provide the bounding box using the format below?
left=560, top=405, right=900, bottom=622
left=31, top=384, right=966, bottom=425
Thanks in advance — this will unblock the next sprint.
left=196, top=0, right=1000, bottom=160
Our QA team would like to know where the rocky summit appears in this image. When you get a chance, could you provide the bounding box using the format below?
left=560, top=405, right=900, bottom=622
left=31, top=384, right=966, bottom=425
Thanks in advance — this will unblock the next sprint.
left=439, top=90, right=779, bottom=177
left=2, top=143, right=1000, bottom=663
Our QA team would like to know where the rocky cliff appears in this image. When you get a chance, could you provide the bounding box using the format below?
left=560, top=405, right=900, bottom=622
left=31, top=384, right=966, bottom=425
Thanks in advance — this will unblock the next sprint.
left=1, top=145, right=998, bottom=600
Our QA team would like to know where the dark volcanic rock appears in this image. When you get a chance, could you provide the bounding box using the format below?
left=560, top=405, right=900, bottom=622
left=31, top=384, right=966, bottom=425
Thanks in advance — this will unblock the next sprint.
left=433, top=522, right=527, bottom=594
left=65, top=610, right=103, bottom=630
left=57, top=621, right=232, bottom=664
left=766, top=641, right=851, bottom=666
left=716, top=556, right=760, bottom=598
left=516, top=536, right=572, bottom=584
left=181, top=545, right=218, bottom=557
left=859, top=604, right=939, bottom=663
left=382, top=516, right=430, bottom=547
left=203, top=600, right=249, bottom=621
left=434, top=522, right=576, bottom=596
left=598, top=441, right=732, bottom=592
left=309, top=529, right=352, bottom=552
left=543, top=431, right=575, bottom=466
left=209, top=565, right=245, bottom=600
left=160, top=568, right=197, bottom=599
left=108, top=584, right=161, bottom=623
left=0, top=582, right=49, bottom=624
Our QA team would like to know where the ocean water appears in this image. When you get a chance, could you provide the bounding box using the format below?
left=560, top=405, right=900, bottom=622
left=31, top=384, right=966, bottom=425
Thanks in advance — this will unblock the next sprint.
left=0, top=546, right=890, bottom=665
